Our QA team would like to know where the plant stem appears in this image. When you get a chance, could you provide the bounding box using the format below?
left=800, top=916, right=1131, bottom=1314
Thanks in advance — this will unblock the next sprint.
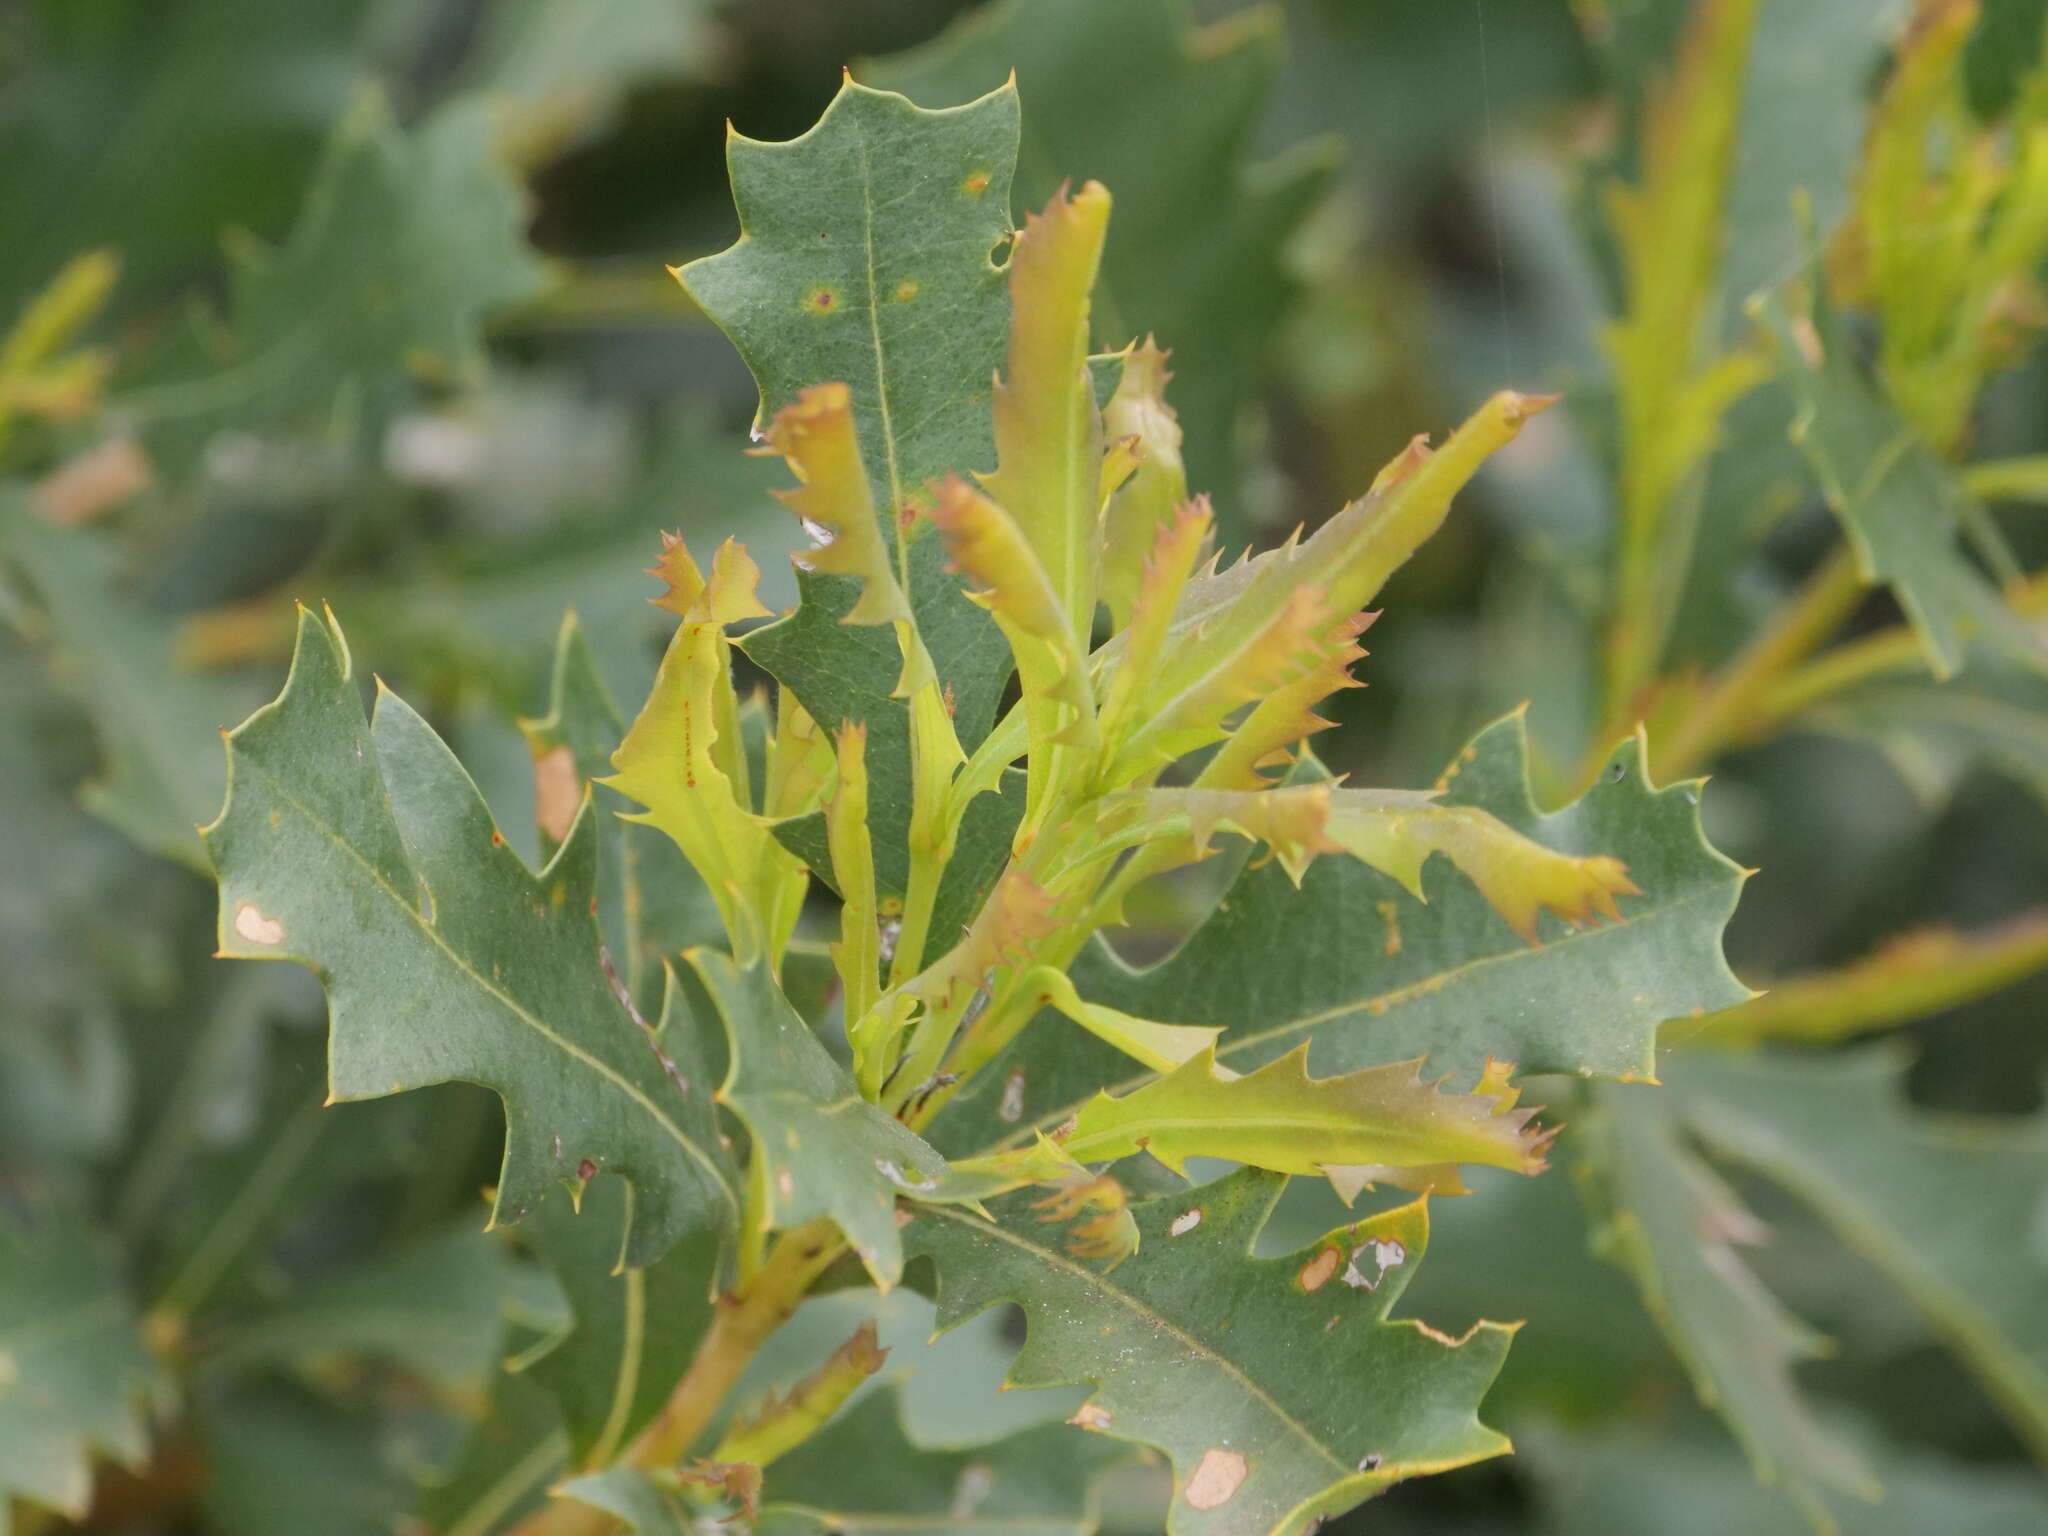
left=1652, top=543, right=1866, bottom=779
left=508, top=1220, right=843, bottom=1536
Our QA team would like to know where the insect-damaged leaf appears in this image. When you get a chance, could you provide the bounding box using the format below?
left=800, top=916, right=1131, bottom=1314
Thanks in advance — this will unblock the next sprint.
left=932, top=713, right=1749, bottom=1155
left=204, top=607, right=738, bottom=1267
left=907, top=1168, right=1512, bottom=1536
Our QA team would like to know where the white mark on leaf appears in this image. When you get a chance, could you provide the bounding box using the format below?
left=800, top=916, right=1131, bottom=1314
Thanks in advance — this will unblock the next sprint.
left=234, top=902, right=285, bottom=946
left=1169, top=1208, right=1203, bottom=1237
left=1069, top=1402, right=1113, bottom=1430
left=998, top=1068, right=1027, bottom=1123
left=875, top=1159, right=938, bottom=1194
left=1342, top=1236, right=1408, bottom=1290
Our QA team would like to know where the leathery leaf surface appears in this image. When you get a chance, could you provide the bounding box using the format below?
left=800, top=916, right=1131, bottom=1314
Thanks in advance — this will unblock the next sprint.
left=907, top=1167, right=1513, bottom=1536
left=933, top=712, right=1749, bottom=1155
left=203, top=607, right=737, bottom=1268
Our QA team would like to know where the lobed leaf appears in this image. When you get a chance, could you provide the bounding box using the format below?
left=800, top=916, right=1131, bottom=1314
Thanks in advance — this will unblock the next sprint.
left=1675, top=1046, right=2048, bottom=1462
left=0, top=1207, right=156, bottom=1524
left=693, top=949, right=948, bottom=1286
left=934, top=714, right=1748, bottom=1154
left=204, top=608, right=738, bottom=1267
left=908, top=1168, right=1514, bottom=1536
left=1573, top=1083, right=1876, bottom=1525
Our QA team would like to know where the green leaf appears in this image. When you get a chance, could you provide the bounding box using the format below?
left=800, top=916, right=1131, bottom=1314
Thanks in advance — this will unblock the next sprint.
left=678, top=77, right=1017, bottom=505
left=908, top=1167, right=1513, bottom=1536
left=867, top=0, right=1335, bottom=511
left=1523, top=1418, right=2048, bottom=1536
left=197, top=1380, right=413, bottom=1536
left=0, top=0, right=372, bottom=312
left=0, top=1207, right=156, bottom=1523
left=204, top=1224, right=552, bottom=1390
left=520, top=1177, right=721, bottom=1469
left=682, top=78, right=1025, bottom=939
left=1795, top=663, right=2048, bottom=811
left=203, top=606, right=738, bottom=1266
left=519, top=613, right=725, bottom=1014
left=1756, top=283, right=2042, bottom=680
left=413, top=1369, right=567, bottom=1536
left=124, top=89, right=544, bottom=468
left=463, top=0, right=717, bottom=160
left=553, top=1465, right=703, bottom=1532
left=752, top=1388, right=1132, bottom=1536
left=2, top=495, right=260, bottom=869
left=1674, top=1046, right=2048, bottom=1463
left=1572, top=1083, right=1877, bottom=1524
left=690, top=948, right=947, bottom=1286
left=933, top=714, right=1748, bottom=1154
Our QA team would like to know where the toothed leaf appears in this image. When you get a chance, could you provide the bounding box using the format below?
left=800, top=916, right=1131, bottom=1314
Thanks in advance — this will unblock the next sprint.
left=203, top=608, right=739, bottom=1267
left=692, top=950, right=947, bottom=1287
left=907, top=1168, right=1513, bottom=1536
left=0, top=1207, right=156, bottom=1525
left=1574, top=1082, right=1877, bottom=1525
left=1675, top=1046, right=2048, bottom=1464
left=933, top=714, right=1748, bottom=1154
left=868, top=0, right=1333, bottom=511
left=1048, top=1045, right=1551, bottom=1185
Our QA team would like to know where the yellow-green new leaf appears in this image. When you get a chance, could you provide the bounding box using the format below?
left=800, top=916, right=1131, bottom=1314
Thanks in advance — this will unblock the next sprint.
left=1114, top=393, right=1553, bottom=735
left=714, top=1322, right=888, bottom=1472
left=979, top=180, right=1112, bottom=637
left=1051, top=1045, right=1551, bottom=1186
left=1098, top=338, right=1189, bottom=629
left=765, top=382, right=913, bottom=627
left=609, top=619, right=807, bottom=965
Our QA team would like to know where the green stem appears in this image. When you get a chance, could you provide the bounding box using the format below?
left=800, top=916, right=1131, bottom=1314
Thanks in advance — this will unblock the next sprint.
left=509, top=1221, right=843, bottom=1536
left=1651, top=543, right=1866, bottom=779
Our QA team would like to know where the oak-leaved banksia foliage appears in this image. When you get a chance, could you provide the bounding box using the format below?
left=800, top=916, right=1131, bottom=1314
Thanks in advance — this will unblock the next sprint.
left=204, top=78, right=1747, bottom=1534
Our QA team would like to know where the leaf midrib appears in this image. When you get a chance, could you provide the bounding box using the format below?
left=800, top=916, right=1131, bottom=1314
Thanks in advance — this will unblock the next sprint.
left=247, top=758, right=738, bottom=1213
left=917, top=1203, right=1350, bottom=1480
left=997, top=881, right=1724, bottom=1154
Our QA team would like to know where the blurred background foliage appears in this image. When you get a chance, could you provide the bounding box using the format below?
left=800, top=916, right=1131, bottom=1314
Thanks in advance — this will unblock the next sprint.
left=4, top=0, right=2048, bottom=1531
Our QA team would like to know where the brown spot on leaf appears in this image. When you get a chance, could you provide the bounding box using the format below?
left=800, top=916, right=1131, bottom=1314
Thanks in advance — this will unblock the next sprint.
left=1377, top=899, right=1402, bottom=956
left=533, top=745, right=579, bottom=843
left=963, top=170, right=991, bottom=196
left=894, top=279, right=920, bottom=301
left=577, top=1157, right=597, bottom=1182
left=1069, top=1402, right=1113, bottom=1430
left=1185, top=1448, right=1248, bottom=1510
left=1298, top=1248, right=1340, bottom=1292
left=807, top=286, right=838, bottom=312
